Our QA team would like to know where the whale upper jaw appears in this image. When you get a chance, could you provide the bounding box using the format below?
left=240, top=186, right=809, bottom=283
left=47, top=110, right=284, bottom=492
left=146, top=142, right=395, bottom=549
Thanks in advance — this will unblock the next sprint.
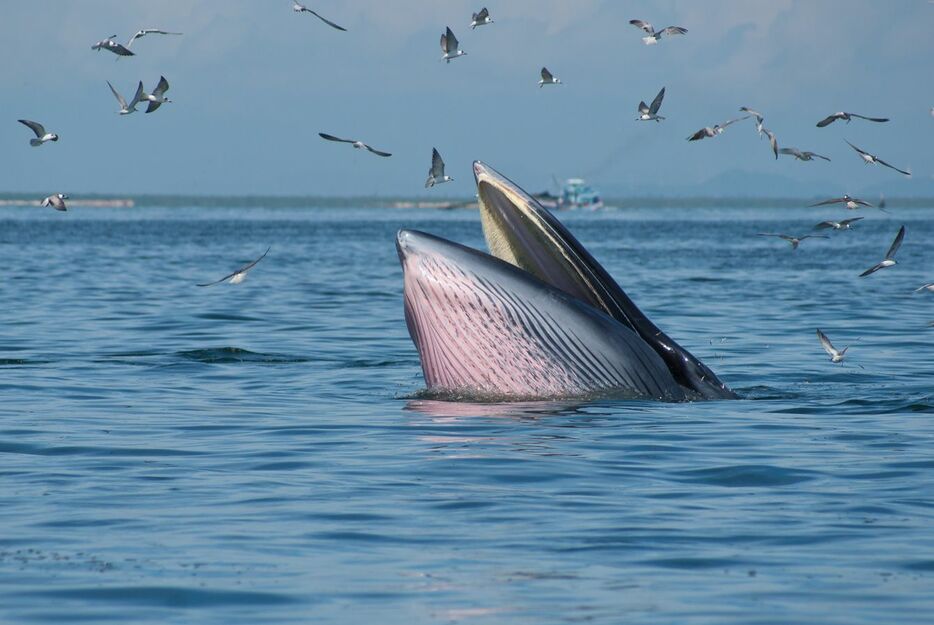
left=472, top=160, right=737, bottom=400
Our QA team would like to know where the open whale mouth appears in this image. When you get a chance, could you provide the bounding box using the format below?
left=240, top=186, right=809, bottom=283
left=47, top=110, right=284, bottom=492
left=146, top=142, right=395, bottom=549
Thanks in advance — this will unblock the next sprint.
left=473, top=161, right=736, bottom=400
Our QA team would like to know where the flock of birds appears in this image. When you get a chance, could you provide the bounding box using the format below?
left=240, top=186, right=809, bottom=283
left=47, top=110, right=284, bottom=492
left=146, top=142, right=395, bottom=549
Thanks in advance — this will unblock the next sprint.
left=12, top=5, right=932, bottom=368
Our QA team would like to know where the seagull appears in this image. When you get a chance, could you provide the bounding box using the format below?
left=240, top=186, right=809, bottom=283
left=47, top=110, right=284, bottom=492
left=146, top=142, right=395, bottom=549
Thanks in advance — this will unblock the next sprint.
left=91, top=36, right=134, bottom=56
left=740, top=107, right=764, bottom=136
left=762, top=128, right=779, bottom=159
left=859, top=225, right=905, bottom=277
left=779, top=147, right=830, bottom=162
left=319, top=133, right=392, bottom=157
left=816, top=112, right=889, bottom=127
left=18, top=119, right=59, bottom=147
left=637, top=87, right=665, bottom=121
left=629, top=20, right=687, bottom=45
left=756, top=233, right=828, bottom=249
left=687, top=116, right=749, bottom=141
left=816, top=329, right=850, bottom=364
left=198, top=247, right=270, bottom=287
left=539, top=67, right=562, bottom=88
left=809, top=195, right=873, bottom=210
left=291, top=2, right=346, bottom=31
left=40, top=193, right=68, bottom=211
left=425, top=148, right=453, bottom=188
left=915, top=283, right=934, bottom=293
left=127, top=28, right=183, bottom=47
left=107, top=80, right=145, bottom=115
left=470, top=8, right=492, bottom=29
left=440, top=27, right=466, bottom=62
left=815, top=217, right=864, bottom=230
left=845, top=140, right=911, bottom=177
left=141, top=76, right=171, bottom=113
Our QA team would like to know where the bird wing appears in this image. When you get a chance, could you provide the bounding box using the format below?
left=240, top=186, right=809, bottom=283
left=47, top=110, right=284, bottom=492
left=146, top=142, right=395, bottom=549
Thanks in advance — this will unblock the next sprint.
left=875, top=158, right=910, bottom=177
left=129, top=81, right=145, bottom=108
left=849, top=113, right=889, bottom=123
left=816, top=114, right=841, bottom=127
left=18, top=119, right=46, bottom=138
left=649, top=87, right=665, bottom=115
left=308, top=10, right=347, bottom=31
left=814, top=221, right=836, bottom=230
left=809, top=198, right=843, bottom=207
left=440, top=30, right=449, bottom=52
left=153, top=76, right=170, bottom=97
left=629, top=20, right=654, bottom=34
left=841, top=217, right=864, bottom=226
left=445, top=27, right=458, bottom=51
left=541, top=67, right=553, bottom=81
left=763, top=129, right=778, bottom=159
left=198, top=247, right=270, bottom=287
left=110, top=42, right=135, bottom=56
left=127, top=30, right=144, bottom=47
left=687, top=128, right=709, bottom=141
left=431, top=148, right=444, bottom=176
left=739, top=106, right=762, bottom=117
left=801, top=235, right=829, bottom=241
left=720, top=116, right=749, bottom=128
left=779, top=148, right=801, bottom=158
left=915, top=283, right=934, bottom=292
left=365, top=144, right=392, bottom=157
left=844, top=139, right=870, bottom=157
left=808, top=152, right=831, bottom=161
left=660, top=26, right=687, bottom=36
left=638, top=101, right=649, bottom=115
left=756, top=233, right=783, bottom=239
left=145, top=100, right=162, bottom=114
left=885, top=225, right=905, bottom=259
left=319, top=133, right=354, bottom=143
left=477, top=8, right=489, bottom=20
left=106, top=81, right=127, bottom=108
left=816, top=329, right=837, bottom=357
left=859, top=262, right=885, bottom=277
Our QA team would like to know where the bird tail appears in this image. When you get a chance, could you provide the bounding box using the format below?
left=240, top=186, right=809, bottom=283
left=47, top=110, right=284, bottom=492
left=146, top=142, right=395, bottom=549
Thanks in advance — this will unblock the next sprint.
left=29, top=139, right=42, bottom=147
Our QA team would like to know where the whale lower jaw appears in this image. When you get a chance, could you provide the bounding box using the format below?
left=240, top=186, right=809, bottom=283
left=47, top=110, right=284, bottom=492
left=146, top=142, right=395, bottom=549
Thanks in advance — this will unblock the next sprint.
left=397, top=230, right=690, bottom=402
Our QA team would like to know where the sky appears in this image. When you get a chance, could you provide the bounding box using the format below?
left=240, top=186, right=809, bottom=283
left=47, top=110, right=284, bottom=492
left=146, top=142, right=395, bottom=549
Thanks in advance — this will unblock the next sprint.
left=1, top=0, right=932, bottom=197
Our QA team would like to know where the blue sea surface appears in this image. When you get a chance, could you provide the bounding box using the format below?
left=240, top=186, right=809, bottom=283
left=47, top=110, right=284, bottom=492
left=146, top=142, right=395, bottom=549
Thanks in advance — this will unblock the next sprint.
left=1, top=203, right=932, bottom=624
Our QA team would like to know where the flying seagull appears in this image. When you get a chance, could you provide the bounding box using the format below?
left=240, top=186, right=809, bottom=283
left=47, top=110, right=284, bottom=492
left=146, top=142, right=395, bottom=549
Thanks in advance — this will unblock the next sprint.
left=815, top=217, right=864, bottom=231
left=756, top=233, right=828, bottom=249
left=127, top=28, right=183, bottom=47
left=291, top=2, right=346, bottom=31
left=107, top=80, right=145, bottom=115
left=816, top=329, right=851, bottom=364
left=687, top=116, right=749, bottom=141
left=18, top=119, right=59, bottom=146
left=762, top=128, right=779, bottom=159
left=740, top=106, right=764, bottom=136
left=637, top=87, right=666, bottom=122
left=539, top=67, right=561, bottom=88
left=440, top=27, right=466, bottom=62
left=319, top=133, right=392, bottom=157
left=140, top=76, right=171, bottom=113
left=859, top=225, right=905, bottom=277
left=198, top=247, right=271, bottom=287
left=91, top=36, right=134, bottom=56
left=845, top=140, right=911, bottom=177
left=816, top=112, right=889, bottom=127
left=779, top=147, right=830, bottom=162
left=915, top=283, right=934, bottom=293
left=425, top=148, right=453, bottom=188
left=809, top=195, right=873, bottom=210
left=629, top=20, right=687, bottom=45
left=40, top=193, right=68, bottom=211
left=470, top=8, right=492, bottom=29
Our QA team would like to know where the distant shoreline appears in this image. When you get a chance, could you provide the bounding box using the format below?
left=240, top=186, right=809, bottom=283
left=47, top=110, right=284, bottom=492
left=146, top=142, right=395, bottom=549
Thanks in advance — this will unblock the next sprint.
left=1, top=195, right=933, bottom=209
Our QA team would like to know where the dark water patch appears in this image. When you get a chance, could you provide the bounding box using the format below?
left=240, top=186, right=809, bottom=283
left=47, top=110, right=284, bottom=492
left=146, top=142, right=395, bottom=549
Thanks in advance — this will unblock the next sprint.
left=0, top=442, right=201, bottom=457
left=903, top=560, right=934, bottom=572
left=193, top=312, right=262, bottom=322
left=643, top=556, right=754, bottom=570
left=175, top=347, right=309, bottom=364
left=673, top=465, right=820, bottom=487
left=23, top=586, right=298, bottom=607
left=0, top=358, right=50, bottom=367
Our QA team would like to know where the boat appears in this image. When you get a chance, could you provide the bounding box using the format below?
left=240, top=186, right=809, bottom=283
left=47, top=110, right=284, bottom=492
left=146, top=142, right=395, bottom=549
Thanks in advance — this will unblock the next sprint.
left=534, top=178, right=603, bottom=211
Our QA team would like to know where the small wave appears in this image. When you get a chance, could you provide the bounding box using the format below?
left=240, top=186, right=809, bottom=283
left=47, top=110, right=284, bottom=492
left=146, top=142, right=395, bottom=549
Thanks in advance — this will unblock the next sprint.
left=175, top=347, right=308, bottom=364
left=0, top=358, right=50, bottom=367
left=673, top=464, right=819, bottom=487
left=24, top=586, right=297, bottom=607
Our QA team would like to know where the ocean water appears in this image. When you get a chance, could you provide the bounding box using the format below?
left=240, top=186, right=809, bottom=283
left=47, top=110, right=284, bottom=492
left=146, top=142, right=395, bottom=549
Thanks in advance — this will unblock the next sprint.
left=1, top=203, right=932, bottom=624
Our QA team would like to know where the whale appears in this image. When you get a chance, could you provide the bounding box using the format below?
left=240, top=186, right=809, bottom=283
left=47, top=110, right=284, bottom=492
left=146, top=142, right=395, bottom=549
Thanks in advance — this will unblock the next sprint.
left=396, top=161, right=737, bottom=401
